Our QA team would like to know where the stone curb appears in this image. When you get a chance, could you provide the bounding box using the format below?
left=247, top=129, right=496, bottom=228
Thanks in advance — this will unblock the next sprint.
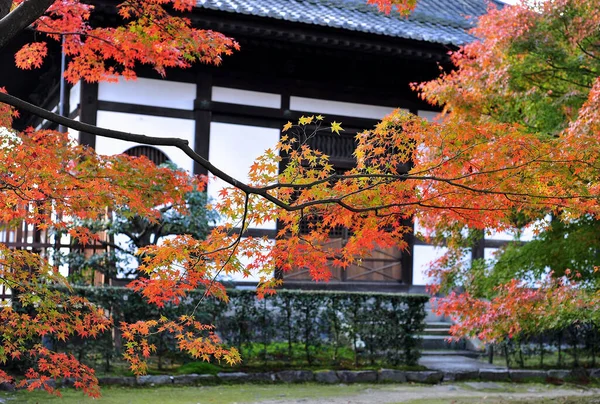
left=114, top=368, right=600, bottom=385
left=1, top=368, right=597, bottom=390
left=406, top=371, right=444, bottom=384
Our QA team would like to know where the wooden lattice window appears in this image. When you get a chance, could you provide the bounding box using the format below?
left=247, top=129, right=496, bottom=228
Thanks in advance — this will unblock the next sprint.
left=124, top=146, right=170, bottom=166
left=298, top=167, right=348, bottom=238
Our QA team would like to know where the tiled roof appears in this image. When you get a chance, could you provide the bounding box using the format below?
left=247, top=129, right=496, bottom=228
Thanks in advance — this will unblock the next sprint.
left=196, top=0, right=501, bottom=46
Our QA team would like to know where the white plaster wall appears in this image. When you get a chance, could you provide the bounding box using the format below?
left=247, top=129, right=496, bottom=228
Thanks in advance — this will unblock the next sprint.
left=414, top=217, right=470, bottom=239
left=518, top=216, right=551, bottom=242
left=290, top=96, right=396, bottom=120
left=98, top=77, right=196, bottom=110
left=412, top=245, right=448, bottom=286
left=484, top=247, right=499, bottom=264
left=69, top=81, right=81, bottom=114
left=95, top=111, right=195, bottom=172
left=486, top=215, right=551, bottom=242
left=486, top=229, right=516, bottom=241
left=114, top=233, right=139, bottom=277
left=212, top=87, right=281, bottom=109
left=520, top=226, right=535, bottom=242
left=417, top=110, right=442, bottom=122
left=94, top=111, right=194, bottom=278
left=413, top=217, right=427, bottom=236
left=207, top=122, right=279, bottom=230
left=68, top=115, right=79, bottom=144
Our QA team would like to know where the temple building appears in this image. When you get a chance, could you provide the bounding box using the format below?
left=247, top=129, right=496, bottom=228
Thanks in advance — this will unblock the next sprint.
left=2, top=0, right=526, bottom=294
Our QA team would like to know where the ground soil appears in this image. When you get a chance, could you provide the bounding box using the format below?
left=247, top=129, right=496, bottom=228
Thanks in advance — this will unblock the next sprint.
left=259, top=383, right=600, bottom=404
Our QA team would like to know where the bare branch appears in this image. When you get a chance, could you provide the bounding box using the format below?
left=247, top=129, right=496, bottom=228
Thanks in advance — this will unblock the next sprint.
left=0, top=91, right=258, bottom=195
left=0, top=0, right=55, bottom=50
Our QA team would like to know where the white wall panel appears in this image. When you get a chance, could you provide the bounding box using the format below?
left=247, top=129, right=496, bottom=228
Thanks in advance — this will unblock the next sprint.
left=95, top=111, right=195, bottom=172
left=486, top=229, right=516, bottom=241
left=212, top=87, right=281, bottom=109
left=98, top=77, right=196, bottom=110
left=518, top=216, right=551, bottom=242
left=69, top=115, right=79, bottom=144
left=487, top=221, right=547, bottom=241
left=414, top=217, right=470, bottom=239
left=413, top=217, right=428, bottom=237
left=484, top=247, right=499, bottom=264
left=69, top=81, right=81, bottom=113
left=208, top=122, right=279, bottom=230
left=412, top=245, right=448, bottom=286
left=520, top=226, right=535, bottom=242
left=417, top=110, right=441, bottom=122
left=290, top=96, right=396, bottom=120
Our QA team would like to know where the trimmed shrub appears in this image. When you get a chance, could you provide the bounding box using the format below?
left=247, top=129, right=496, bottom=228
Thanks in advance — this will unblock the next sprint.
left=54, top=287, right=429, bottom=370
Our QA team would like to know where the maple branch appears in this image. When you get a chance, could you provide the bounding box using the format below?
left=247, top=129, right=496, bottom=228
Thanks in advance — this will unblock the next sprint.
left=524, top=68, right=594, bottom=89
left=190, top=194, right=250, bottom=317
left=0, top=0, right=55, bottom=50
left=576, top=40, right=600, bottom=62
left=0, top=91, right=258, bottom=196
left=2, top=91, right=598, bottom=216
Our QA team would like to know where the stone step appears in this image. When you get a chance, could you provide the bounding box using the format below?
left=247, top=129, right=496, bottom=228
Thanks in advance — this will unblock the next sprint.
left=420, top=335, right=467, bottom=351
left=424, top=302, right=451, bottom=323
left=421, top=328, right=451, bottom=336
left=421, top=350, right=484, bottom=358
left=424, top=322, right=453, bottom=330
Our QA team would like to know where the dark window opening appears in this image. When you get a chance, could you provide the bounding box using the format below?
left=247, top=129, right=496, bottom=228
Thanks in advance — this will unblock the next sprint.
left=124, top=146, right=170, bottom=166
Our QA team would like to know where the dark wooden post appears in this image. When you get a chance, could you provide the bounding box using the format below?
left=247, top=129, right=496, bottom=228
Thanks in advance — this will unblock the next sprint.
left=79, top=82, right=98, bottom=148
left=193, top=71, right=213, bottom=176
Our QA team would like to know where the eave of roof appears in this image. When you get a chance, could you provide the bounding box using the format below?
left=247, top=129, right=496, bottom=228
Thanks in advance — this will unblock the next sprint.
left=196, top=0, right=499, bottom=46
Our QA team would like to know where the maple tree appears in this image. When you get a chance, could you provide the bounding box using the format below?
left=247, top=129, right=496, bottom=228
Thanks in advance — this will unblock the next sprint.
left=416, top=0, right=600, bottom=344
left=0, top=0, right=244, bottom=395
left=2, top=0, right=600, bottom=397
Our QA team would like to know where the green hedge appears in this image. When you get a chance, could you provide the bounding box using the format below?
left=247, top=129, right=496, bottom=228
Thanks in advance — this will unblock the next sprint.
left=58, top=287, right=429, bottom=371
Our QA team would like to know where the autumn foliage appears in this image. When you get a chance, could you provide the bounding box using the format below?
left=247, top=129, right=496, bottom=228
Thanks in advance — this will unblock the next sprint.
left=0, top=123, right=240, bottom=395
left=414, top=0, right=600, bottom=343
left=0, top=0, right=246, bottom=395
left=2, top=0, right=600, bottom=397
left=14, top=0, right=239, bottom=82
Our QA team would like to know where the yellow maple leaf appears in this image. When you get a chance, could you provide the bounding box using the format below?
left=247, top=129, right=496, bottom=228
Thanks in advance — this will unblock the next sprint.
left=331, top=121, right=344, bottom=134
left=316, top=115, right=324, bottom=121
left=283, top=121, right=293, bottom=132
left=299, top=115, right=314, bottom=125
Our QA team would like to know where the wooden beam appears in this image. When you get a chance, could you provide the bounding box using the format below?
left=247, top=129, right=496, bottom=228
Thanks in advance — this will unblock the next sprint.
left=97, top=101, right=193, bottom=120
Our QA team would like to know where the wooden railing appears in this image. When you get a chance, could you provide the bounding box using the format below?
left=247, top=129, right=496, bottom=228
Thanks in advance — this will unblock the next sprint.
left=0, top=220, right=110, bottom=302
left=302, top=132, right=357, bottom=162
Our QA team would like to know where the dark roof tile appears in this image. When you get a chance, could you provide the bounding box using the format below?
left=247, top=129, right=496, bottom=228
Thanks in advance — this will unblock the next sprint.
left=196, top=0, right=500, bottom=46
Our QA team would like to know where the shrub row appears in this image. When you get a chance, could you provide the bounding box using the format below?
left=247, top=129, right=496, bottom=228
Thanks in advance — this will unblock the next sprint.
left=489, top=324, right=600, bottom=369
left=59, top=287, right=429, bottom=372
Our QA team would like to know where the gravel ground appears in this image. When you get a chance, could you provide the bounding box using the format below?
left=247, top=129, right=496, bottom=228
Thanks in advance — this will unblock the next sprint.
left=259, top=383, right=600, bottom=404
